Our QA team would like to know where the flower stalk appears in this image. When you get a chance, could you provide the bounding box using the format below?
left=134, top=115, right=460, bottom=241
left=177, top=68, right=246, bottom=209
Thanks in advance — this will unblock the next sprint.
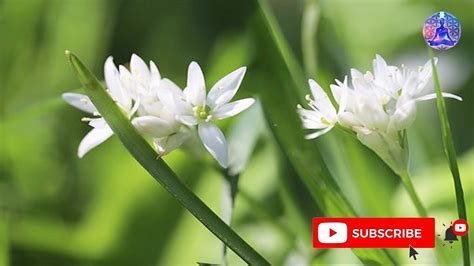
left=428, top=47, right=470, bottom=266
left=398, top=171, right=428, bottom=218
left=65, top=51, right=270, bottom=266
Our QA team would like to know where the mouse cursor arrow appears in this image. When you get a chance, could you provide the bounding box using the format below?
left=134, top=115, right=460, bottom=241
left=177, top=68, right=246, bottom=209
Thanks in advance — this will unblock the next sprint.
left=409, top=245, right=419, bottom=260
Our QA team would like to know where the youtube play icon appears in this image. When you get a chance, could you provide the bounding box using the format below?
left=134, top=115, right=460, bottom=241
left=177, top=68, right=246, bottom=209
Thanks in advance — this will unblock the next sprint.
left=317, top=222, right=348, bottom=244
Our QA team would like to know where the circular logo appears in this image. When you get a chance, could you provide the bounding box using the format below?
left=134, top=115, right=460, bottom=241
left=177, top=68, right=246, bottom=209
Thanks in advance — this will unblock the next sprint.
left=423, top=11, right=461, bottom=50
left=452, top=219, right=469, bottom=237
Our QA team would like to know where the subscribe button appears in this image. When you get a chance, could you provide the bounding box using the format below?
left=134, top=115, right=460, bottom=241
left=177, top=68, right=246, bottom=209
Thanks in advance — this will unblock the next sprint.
left=313, top=218, right=435, bottom=248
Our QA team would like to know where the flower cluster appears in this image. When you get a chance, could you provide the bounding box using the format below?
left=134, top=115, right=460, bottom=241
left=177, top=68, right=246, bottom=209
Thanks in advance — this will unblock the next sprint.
left=63, top=54, right=254, bottom=168
left=297, top=55, right=461, bottom=173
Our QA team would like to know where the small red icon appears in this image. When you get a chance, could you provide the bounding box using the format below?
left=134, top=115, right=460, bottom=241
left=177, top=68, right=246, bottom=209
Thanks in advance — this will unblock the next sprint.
left=452, top=219, right=469, bottom=237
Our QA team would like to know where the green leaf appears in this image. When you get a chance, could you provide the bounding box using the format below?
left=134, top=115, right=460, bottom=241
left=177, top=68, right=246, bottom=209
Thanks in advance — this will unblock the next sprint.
left=250, top=0, right=396, bottom=264
left=65, top=51, right=270, bottom=266
left=429, top=47, right=470, bottom=266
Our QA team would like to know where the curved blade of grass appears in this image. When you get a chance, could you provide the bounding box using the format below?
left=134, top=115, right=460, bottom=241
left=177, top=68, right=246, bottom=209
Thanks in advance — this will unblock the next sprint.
left=65, top=51, right=270, bottom=266
left=428, top=47, right=470, bottom=266
left=251, top=0, right=396, bottom=264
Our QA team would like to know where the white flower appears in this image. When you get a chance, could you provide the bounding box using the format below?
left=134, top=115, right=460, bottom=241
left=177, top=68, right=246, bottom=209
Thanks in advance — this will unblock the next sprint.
left=297, top=79, right=346, bottom=139
left=114, top=54, right=191, bottom=156
left=297, top=54, right=462, bottom=174
left=131, top=78, right=192, bottom=156
left=63, top=56, right=138, bottom=157
left=64, top=54, right=188, bottom=158
left=157, top=62, right=254, bottom=167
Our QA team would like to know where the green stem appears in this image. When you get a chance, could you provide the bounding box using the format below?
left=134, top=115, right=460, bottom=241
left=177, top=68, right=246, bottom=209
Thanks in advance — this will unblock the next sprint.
left=301, top=0, right=319, bottom=77
left=399, top=172, right=428, bottom=218
left=428, top=47, right=470, bottom=266
left=66, top=51, right=270, bottom=266
left=400, top=172, right=451, bottom=266
left=221, top=171, right=240, bottom=266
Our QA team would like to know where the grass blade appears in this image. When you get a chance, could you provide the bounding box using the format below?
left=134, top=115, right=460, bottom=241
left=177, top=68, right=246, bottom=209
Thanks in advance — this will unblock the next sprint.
left=428, top=47, right=470, bottom=266
left=65, top=51, right=270, bottom=265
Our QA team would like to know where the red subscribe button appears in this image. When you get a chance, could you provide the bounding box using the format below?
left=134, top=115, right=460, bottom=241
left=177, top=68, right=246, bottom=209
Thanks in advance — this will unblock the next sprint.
left=313, top=218, right=435, bottom=248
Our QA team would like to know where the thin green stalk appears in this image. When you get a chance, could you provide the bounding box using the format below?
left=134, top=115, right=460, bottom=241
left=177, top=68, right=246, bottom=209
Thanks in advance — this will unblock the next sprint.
left=301, top=0, right=319, bottom=77
left=65, top=51, right=270, bottom=266
left=399, top=172, right=428, bottom=218
left=428, top=47, right=470, bottom=266
left=220, top=171, right=240, bottom=266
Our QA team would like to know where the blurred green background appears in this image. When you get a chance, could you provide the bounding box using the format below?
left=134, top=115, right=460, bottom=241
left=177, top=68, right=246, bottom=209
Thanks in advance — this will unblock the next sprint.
left=1, top=0, right=473, bottom=265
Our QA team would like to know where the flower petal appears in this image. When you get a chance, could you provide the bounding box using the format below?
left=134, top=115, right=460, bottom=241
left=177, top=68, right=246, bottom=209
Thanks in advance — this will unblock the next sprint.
left=373, top=54, right=388, bottom=81
left=105, top=57, right=131, bottom=110
left=130, top=54, right=150, bottom=83
left=153, top=131, right=191, bottom=156
left=149, top=60, right=161, bottom=88
left=304, top=125, right=334, bottom=139
left=132, top=116, right=175, bottom=138
left=156, top=79, right=192, bottom=115
left=198, top=121, right=228, bottom=167
left=388, top=100, right=417, bottom=131
left=207, top=67, right=246, bottom=108
left=419, top=57, right=437, bottom=82
left=88, top=117, right=107, bottom=128
left=184, top=61, right=206, bottom=106
left=77, top=126, right=113, bottom=158
left=416, top=92, right=462, bottom=102
left=129, top=97, right=141, bottom=118
left=176, top=115, right=198, bottom=126
left=62, top=92, right=97, bottom=114
left=297, top=107, right=325, bottom=129
left=212, top=98, right=255, bottom=120
left=308, top=79, right=337, bottom=120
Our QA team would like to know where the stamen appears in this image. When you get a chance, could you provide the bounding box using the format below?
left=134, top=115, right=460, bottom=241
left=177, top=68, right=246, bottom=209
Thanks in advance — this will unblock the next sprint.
left=364, top=71, right=374, bottom=80
left=81, top=117, right=93, bottom=122
left=305, top=94, right=312, bottom=102
left=93, top=112, right=100, bottom=116
left=205, top=115, right=212, bottom=122
left=321, top=117, right=330, bottom=126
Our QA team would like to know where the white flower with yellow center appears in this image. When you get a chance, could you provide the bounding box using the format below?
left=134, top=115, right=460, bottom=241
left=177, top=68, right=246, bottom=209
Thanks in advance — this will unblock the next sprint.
left=297, top=79, right=346, bottom=139
left=157, top=62, right=255, bottom=167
